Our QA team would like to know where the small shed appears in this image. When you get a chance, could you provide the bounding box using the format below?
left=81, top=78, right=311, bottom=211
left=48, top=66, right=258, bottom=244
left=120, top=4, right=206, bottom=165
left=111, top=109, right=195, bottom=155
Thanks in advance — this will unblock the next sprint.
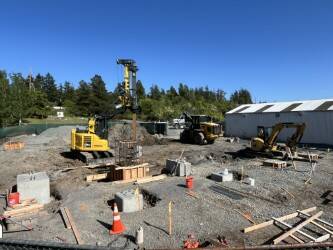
left=53, top=106, right=65, bottom=118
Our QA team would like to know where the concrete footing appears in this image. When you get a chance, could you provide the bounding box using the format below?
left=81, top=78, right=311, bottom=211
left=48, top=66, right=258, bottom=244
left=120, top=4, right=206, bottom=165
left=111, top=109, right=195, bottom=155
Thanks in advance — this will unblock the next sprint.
left=17, top=172, right=50, bottom=204
left=211, top=169, right=233, bottom=182
left=115, top=189, right=143, bottom=213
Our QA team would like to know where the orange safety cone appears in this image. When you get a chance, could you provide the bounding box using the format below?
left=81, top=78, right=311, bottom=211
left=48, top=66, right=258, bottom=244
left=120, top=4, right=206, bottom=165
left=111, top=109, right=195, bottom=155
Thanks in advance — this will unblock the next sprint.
left=109, top=203, right=126, bottom=235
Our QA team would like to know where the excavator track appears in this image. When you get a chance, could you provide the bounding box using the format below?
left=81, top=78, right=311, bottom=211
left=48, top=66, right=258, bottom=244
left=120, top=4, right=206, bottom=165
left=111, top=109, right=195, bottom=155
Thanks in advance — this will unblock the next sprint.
left=73, top=150, right=115, bottom=166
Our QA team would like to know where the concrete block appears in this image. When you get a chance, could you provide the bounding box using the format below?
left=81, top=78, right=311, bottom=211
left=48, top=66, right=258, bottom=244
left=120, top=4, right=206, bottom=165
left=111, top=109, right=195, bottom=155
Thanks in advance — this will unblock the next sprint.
left=244, top=177, right=255, bottom=186
left=17, top=172, right=50, bottom=204
left=211, top=169, right=233, bottom=182
left=166, top=159, right=192, bottom=176
left=115, top=189, right=143, bottom=213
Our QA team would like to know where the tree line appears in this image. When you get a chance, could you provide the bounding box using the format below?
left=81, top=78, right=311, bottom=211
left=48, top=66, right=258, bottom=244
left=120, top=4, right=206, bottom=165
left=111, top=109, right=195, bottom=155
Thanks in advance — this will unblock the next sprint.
left=0, top=70, right=252, bottom=127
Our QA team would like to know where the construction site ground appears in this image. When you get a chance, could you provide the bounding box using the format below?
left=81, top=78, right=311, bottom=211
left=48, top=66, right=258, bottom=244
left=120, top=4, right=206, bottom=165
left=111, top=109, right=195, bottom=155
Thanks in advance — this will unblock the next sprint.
left=0, top=126, right=332, bottom=248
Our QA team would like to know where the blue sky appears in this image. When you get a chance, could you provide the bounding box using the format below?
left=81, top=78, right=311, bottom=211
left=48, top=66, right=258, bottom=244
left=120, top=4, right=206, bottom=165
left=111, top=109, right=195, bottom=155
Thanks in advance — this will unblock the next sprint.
left=1, top=0, right=332, bottom=102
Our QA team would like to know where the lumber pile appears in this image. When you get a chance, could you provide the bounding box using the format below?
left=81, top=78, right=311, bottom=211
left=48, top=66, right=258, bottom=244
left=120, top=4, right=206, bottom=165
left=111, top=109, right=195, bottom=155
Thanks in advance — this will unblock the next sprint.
left=243, top=207, right=333, bottom=245
left=3, top=141, right=25, bottom=151
left=3, top=202, right=44, bottom=218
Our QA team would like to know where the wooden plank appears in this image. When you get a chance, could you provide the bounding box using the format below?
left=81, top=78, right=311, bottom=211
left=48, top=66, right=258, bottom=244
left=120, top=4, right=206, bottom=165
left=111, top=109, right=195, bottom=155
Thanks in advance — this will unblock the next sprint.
left=272, top=217, right=316, bottom=241
left=3, top=204, right=44, bottom=217
left=273, top=211, right=323, bottom=244
left=136, top=174, right=167, bottom=184
left=115, top=163, right=149, bottom=170
left=86, top=173, right=108, bottom=182
left=64, top=207, right=83, bottom=245
left=81, top=162, right=114, bottom=169
left=314, top=234, right=331, bottom=242
left=243, top=207, right=317, bottom=233
left=59, top=207, right=72, bottom=229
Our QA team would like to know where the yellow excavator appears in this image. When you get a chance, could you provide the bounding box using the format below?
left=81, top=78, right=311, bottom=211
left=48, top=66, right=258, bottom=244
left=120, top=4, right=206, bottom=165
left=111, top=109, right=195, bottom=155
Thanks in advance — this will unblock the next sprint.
left=180, top=112, right=221, bottom=145
left=250, top=122, right=306, bottom=156
left=70, top=59, right=140, bottom=165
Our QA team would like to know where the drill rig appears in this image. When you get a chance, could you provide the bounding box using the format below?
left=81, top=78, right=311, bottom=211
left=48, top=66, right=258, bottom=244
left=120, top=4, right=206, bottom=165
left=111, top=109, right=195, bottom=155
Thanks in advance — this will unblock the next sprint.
left=70, top=59, right=140, bottom=165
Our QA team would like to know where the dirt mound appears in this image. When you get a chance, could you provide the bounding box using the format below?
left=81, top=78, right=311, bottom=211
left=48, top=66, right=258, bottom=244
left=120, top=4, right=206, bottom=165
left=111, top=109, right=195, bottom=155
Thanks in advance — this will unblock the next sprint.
left=109, top=123, right=167, bottom=146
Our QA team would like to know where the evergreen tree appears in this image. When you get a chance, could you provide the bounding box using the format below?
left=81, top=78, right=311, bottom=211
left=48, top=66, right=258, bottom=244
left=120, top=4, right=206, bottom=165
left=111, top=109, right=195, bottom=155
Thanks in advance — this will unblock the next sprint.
left=149, top=84, right=162, bottom=99
left=27, top=90, right=50, bottom=118
left=8, top=73, right=30, bottom=125
left=75, top=80, right=92, bottom=116
left=0, top=70, right=10, bottom=126
left=136, top=80, right=146, bottom=99
left=90, top=74, right=109, bottom=115
left=42, top=73, right=58, bottom=103
left=230, top=88, right=252, bottom=105
left=63, top=81, right=75, bottom=101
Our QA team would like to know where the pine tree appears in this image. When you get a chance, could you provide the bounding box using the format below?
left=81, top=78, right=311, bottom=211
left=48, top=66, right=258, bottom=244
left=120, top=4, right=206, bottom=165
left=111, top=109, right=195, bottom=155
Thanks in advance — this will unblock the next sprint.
left=136, top=80, right=146, bottom=99
left=42, top=73, right=58, bottom=103
left=0, top=70, right=10, bottom=127
left=75, top=80, right=92, bottom=116
left=90, top=74, right=109, bottom=115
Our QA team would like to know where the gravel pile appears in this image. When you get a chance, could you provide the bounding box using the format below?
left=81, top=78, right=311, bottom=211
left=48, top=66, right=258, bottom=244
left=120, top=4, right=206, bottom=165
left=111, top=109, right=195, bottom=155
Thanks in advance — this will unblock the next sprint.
left=109, top=123, right=167, bottom=146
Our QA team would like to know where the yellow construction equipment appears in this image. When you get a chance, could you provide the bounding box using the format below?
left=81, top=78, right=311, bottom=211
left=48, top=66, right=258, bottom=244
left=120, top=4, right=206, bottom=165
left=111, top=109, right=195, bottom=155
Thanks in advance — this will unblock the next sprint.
left=70, top=59, right=140, bottom=165
left=180, top=112, right=221, bottom=145
left=250, top=122, right=306, bottom=156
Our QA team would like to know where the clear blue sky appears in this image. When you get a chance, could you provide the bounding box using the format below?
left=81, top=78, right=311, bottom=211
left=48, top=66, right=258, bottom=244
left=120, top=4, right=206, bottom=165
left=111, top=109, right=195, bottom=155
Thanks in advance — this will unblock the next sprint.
left=1, top=0, right=332, bottom=102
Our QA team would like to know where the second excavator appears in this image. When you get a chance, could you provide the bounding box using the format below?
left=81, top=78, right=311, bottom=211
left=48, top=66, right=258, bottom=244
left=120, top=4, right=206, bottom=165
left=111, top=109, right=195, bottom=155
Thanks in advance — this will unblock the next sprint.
left=250, top=122, right=306, bottom=157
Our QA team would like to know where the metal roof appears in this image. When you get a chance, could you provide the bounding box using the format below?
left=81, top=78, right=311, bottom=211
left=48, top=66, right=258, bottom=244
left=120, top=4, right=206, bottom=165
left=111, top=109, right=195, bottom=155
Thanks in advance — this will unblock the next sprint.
left=227, top=99, right=333, bottom=114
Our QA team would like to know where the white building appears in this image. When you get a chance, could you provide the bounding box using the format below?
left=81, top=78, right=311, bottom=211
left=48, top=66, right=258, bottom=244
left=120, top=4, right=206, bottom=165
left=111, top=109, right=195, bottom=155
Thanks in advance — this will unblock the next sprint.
left=225, top=99, right=333, bottom=146
left=53, top=106, right=65, bottom=118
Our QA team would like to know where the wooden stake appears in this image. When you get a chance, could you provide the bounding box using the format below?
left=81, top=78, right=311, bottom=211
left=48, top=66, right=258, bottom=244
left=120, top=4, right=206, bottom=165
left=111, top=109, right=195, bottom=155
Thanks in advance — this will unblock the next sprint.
left=168, top=201, right=172, bottom=235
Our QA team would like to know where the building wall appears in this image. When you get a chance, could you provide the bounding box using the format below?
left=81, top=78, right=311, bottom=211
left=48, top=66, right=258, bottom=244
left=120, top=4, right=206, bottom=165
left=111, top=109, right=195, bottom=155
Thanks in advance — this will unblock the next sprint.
left=225, top=111, right=333, bottom=145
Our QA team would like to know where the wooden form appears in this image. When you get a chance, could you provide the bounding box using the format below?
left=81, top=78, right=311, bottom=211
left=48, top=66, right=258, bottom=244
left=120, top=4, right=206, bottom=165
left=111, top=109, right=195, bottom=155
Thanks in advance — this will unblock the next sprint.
left=111, top=163, right=149, bottom=181
left=85, top=163, right=150, bottom=182
left=86, top=173, right=109, bottom=182
left=4, top=141, right=24, bottom=151
left=63, top=207, right=84, bottom=245
left=263, top=159, right=287, bottom=169
left=243, top=207, right=333, bottom=245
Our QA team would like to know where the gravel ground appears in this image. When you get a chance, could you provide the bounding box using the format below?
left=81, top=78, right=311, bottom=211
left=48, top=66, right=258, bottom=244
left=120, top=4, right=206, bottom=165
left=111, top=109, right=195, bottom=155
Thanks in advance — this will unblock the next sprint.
left=0, top=126, right=332, bottom=248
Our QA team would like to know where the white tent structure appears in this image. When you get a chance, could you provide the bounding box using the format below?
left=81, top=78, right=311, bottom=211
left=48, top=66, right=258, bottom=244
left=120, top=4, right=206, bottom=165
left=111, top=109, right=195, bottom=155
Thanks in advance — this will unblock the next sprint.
left=225, top=99, right=333, bottom=146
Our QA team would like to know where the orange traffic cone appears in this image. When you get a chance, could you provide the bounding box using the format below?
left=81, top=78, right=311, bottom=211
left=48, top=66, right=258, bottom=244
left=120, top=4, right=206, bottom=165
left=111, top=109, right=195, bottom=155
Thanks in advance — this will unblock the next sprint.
left=109, top=203, right=126, bottom=235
